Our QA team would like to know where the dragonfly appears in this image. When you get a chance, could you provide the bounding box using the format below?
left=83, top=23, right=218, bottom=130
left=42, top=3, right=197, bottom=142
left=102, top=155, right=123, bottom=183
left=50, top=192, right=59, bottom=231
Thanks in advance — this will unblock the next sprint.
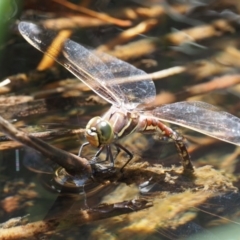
left=18, top=21, right=240, bottom=172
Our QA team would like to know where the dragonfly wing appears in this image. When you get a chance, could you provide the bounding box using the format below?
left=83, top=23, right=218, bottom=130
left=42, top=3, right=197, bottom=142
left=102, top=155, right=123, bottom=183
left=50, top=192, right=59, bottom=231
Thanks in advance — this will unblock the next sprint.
left=18, top=21, right=156, bottom=109
left=151, top=101, right=240, bottom=146
left=63, top=40, right=156, bottom=109
left=89, top=50, right=156, bottom=109
left=18, top=21, right=120, bottom=106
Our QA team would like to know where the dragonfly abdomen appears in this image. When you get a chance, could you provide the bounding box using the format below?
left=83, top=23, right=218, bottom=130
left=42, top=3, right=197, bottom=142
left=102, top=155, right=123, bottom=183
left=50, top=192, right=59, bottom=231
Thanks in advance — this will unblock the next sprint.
left=137, top=116, right=194, bottom=172
left=137, top=116, right=173, bottom=136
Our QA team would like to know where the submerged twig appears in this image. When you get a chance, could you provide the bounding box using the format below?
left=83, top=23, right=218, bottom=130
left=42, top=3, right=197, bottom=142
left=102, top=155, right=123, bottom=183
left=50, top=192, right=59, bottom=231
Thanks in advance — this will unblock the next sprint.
left=0, top=115, right=91, bottom=176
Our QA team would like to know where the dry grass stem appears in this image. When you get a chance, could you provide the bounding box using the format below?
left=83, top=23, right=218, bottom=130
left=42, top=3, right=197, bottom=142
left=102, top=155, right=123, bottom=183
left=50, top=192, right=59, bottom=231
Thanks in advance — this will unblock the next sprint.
left=52, top=0, right=132, bottom=27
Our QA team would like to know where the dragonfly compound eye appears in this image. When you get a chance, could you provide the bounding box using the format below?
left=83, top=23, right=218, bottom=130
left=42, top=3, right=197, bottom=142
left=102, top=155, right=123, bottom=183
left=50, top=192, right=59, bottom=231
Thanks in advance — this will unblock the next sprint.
left=85, top=117, right=114, bottom=147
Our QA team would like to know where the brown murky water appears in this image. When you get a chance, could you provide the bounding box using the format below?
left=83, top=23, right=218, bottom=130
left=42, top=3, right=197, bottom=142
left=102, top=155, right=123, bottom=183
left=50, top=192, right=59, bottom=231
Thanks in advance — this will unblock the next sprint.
left=1, top=0, right=240, bottom=239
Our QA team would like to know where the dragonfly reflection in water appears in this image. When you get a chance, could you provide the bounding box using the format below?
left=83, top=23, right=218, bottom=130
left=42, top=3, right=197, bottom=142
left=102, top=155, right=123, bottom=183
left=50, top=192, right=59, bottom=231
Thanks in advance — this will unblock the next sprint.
left=18, top=21, right=240, bottom=172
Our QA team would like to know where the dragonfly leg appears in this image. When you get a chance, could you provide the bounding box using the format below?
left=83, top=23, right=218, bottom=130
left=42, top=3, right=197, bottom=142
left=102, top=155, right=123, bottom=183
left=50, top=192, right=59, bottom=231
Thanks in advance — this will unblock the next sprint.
left=114, top=144, right=121, bottom=159
left=90, top=146, right=115, bottom=167
left=114, top=143, right=133, bottom=171
left=94, top=146, right=105, bottom=158
left=79, top=143, right=109, bottom=166
left=89, top=146, right=106, bottom=165
left=107, top=145, right=115, bottom=167
left=78, top=142, right=90, bottom=156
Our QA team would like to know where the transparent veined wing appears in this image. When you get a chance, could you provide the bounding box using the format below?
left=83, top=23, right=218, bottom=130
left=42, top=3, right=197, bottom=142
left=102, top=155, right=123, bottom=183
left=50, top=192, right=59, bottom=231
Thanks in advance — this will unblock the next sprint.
left=18, top=21, right=156, bottom=110
left=151, top=101, right=240, bottom=146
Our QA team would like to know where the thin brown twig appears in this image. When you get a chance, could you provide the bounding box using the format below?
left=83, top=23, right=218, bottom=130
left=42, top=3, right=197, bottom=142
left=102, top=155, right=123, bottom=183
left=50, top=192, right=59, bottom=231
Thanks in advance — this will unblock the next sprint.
left=40, top=15, right=110, bottom=30
left=52, top=0, right=132, bottom=27
left=107, top=19, right=236, bottom=60
left=97, top=19, right=159, bottom=51
left=177, top=74, right=240, bottom=101
left=152, top=74, right=240, bottom=105
left=165, top=19, right=235, bottom=45
left=107, top=4, right=191, bottom=20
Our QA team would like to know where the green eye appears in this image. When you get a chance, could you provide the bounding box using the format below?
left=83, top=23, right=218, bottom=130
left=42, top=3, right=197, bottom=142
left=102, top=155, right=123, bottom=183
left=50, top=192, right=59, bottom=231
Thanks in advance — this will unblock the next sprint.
left=97, top=121, right=113, bottom=143
left=85, top=117, right=114, bottom=147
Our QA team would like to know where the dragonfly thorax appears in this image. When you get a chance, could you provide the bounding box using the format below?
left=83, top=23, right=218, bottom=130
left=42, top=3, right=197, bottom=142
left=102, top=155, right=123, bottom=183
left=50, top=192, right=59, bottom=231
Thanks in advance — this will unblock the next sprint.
left=85, top=116, right=114, bottom=147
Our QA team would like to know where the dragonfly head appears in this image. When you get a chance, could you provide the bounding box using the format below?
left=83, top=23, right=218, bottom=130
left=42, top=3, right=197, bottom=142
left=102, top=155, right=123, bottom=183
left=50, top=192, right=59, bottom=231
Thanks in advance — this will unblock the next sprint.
left=85, top=116, right=114, bottom=147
